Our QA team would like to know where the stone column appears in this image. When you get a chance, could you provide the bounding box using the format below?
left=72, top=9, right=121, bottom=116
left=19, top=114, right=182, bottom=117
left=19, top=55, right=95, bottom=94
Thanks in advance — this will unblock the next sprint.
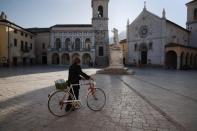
left=177, top=56, right=181, bottom=70
left=72, top=37, right=75, bottom=51
left=81, top=38, right=84, bottom=51
left=61, top=33, right=64, bottom=49
left=47, top=53, right=52, bottom=65
left=59, top=53, right=62, bottom=65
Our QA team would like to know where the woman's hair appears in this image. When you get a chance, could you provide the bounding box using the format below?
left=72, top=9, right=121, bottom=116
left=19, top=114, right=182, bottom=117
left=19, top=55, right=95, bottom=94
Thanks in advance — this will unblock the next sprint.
left=73, top=57, right=81, bottom=64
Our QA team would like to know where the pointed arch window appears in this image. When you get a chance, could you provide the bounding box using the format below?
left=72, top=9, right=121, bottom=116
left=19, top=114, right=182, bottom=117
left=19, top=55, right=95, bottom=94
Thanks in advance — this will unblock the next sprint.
left=75, top=38, right=81, bottom=51
left=55, top=38, right=61, bottom=49
left=98, top=6, right=103, bottom=18
left=134, top=43, right=138, bottom=51
left=85, top=38, right=91, bottom=51
left=65, top=38, right=71, bottom=51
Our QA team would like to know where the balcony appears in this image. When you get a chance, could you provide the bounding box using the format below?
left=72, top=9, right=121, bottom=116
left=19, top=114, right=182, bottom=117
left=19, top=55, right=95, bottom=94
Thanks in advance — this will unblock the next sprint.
left=21, top=47, right=31, bottom=53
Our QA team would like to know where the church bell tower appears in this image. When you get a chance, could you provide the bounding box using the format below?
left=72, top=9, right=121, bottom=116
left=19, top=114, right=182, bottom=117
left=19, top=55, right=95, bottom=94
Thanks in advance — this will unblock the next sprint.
left=186, top=0, right=197, bottom=47
left=92, top=0, right=109, bottom=67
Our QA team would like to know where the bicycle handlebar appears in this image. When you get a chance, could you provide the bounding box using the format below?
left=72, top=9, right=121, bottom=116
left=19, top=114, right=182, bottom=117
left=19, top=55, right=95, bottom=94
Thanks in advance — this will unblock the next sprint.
left=71, top=80, right=96, bottom=87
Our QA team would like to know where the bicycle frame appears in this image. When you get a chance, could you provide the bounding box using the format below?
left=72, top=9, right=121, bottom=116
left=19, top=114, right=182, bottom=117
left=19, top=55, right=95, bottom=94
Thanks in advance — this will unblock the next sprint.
left=48, top=79, right=106, bottom=116
left=62, top=80, right=96, bottom=106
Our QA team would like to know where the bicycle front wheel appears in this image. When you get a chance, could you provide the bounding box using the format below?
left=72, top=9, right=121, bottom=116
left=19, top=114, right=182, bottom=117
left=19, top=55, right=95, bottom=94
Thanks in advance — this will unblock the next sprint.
left=48, top=90, right=74, bottom=117
left=87, top=88, right=106, bottom=111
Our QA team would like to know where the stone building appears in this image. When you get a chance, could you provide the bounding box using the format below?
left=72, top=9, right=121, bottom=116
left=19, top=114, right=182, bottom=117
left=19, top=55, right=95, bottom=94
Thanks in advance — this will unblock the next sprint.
left=27, top=28, right=50, bottom=65
left=119, top=39, right=128, bottom=65
left=127, top=1, right=197, bottom=69
left=29, top=0, right=110, bottom=67
left=0, top=12, right=35, bottom=67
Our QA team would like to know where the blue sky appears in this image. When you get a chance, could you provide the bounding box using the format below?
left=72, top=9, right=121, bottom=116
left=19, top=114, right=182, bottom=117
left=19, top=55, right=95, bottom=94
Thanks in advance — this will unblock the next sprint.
left=0, top=0, right=191, bottom=37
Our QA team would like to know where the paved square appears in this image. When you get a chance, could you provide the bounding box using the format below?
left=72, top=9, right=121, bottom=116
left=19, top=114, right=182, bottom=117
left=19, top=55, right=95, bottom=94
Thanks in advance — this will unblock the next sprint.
left=0, top=66, right=196, bottom=131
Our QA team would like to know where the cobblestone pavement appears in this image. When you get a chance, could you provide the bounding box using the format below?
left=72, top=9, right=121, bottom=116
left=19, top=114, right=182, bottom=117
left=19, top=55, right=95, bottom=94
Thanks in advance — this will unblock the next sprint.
left=0, top=67, right=182, bottom=131
left=121, top=68, right=197, bottom=131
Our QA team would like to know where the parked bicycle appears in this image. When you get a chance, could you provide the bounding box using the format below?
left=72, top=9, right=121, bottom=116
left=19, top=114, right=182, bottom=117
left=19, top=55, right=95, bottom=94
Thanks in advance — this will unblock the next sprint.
left=48, top=79, right=106, bottom=117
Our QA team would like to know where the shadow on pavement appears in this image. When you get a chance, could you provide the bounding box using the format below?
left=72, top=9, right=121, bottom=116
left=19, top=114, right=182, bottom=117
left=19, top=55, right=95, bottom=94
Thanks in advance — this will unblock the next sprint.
left=0, top=85, right=62, bottom=130
left=0, top=66, right=68, bottom=78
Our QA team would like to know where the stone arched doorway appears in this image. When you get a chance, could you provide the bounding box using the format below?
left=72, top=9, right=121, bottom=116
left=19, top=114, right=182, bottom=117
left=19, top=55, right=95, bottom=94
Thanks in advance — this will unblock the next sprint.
left=72, top=53, right=80, bottom=64
left=52, top=53, right=60, bottom=65
left=42, top=56, right=47, bottom=65
left=82, top=53, right=92, bottom=66
left=62, top=53, right=70, bottom=65
left=139, top=43, right=148, bottom=64
left=165, top=51, right=177, bottom=69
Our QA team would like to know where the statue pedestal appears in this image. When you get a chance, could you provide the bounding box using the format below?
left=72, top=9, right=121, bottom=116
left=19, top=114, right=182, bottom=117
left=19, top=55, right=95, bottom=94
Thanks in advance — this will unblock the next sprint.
left=97, top=46, right=134, bottom=75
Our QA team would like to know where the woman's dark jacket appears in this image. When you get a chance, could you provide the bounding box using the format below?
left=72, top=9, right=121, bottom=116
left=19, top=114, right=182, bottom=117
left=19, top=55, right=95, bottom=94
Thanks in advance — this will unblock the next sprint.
left=68, top=64, right=90, bottom=86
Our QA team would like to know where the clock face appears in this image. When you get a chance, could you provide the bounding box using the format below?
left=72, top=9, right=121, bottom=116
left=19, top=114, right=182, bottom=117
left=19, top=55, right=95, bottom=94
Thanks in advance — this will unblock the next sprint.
left=139, top=25, right=148, bottom=38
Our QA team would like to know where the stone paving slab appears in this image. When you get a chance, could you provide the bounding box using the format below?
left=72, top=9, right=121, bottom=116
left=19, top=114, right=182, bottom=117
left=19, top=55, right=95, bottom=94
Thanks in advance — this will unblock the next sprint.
left=0, top=67, right=180, bottom=131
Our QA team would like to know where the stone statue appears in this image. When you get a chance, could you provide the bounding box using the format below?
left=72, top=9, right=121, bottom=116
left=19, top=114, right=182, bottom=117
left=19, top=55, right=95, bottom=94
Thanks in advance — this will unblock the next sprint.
left=96, top=27, right=133, bottom=74
left=109, top=28, right=123, bottom=68
left=111, top=28, right=119, bottom=48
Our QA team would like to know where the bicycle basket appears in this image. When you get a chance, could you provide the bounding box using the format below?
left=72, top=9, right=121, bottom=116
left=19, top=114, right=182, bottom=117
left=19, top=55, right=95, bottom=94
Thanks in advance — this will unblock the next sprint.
left=55, top=79, right=69, bottom=90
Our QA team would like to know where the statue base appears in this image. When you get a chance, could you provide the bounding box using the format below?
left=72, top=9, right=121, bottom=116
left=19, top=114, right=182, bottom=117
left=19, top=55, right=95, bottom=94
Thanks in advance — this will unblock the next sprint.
left=96, top=45, right=135, bottom=75
left=96, top=67, right=135, bottom=75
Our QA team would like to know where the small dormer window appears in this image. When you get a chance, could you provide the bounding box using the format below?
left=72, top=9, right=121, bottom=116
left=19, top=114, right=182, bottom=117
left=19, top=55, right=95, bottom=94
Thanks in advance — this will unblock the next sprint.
left=194, top=8, right=197, bottom=20
left=98, top=6, right=103, bottom=18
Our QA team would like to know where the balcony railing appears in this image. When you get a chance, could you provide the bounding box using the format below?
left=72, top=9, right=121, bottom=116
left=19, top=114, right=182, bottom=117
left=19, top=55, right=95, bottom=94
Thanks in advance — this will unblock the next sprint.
left=21, top=47, right=31, bottom=53
left=48, top=48, right=92, bottom=52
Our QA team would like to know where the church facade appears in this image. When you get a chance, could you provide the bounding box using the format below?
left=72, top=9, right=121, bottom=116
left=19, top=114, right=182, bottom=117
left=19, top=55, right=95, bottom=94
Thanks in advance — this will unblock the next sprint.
left=127, top=0, right=197, bottom=69
left=29, top=0, right=109, bottom=67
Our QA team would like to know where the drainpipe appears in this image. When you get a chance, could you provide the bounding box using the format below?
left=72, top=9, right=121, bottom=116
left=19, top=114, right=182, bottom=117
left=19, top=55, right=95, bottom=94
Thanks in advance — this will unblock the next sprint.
left=7, top=23, right=10, bottom=67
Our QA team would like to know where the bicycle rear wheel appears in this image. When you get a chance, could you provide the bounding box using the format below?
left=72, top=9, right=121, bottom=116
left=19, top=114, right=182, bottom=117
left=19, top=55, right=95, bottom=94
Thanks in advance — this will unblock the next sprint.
left=48, top=90, right=74, bottom=117
left=87, top=88, right=106, bottom=111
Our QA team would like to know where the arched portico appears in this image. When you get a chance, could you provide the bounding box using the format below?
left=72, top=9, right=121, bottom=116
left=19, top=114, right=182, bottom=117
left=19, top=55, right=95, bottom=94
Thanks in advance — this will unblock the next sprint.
left=165, top=44, right=197, bottom=70
left=165, top=51, right=177, bottom=69
left=62, top=53, right=70, bottom=65
left=82, top=53, right=92, bottom=66
left=52, top=53, right=60, bottom=65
